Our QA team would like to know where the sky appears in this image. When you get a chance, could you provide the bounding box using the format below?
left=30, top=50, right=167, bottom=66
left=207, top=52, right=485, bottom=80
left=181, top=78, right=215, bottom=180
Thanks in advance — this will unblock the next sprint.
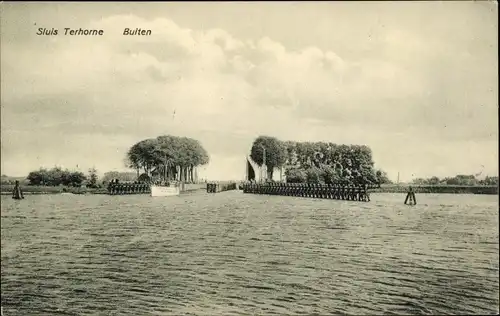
left=1, top=2, right=498, bottom=182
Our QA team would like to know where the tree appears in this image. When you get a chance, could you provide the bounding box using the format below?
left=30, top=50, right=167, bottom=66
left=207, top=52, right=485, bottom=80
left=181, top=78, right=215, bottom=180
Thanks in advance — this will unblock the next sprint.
left=250, top=136, right=287, bottom=179
left=375, top=169, right=392, bottom=184
left=67, top=171, right=86, bottom=187
left=482, top=176, right=499, bottom=186
left=412, top=178, right=427, bottom=185
left=412, top=174, right=498, bottom=186
left=252, top=137, right=380, bottom=184
left=285, top=168, right=307, bottom=183
left=126, top=139, right=158, bottom=176
left=102, top=171, right=138, bottom=183
left=306, top=167, right=322, bottom=184
left=455, top=175, right=477, bottom=186
left=320, top=165, right=337, bottom=184
left=87, top=168, right=99, bottom=188
left=125, top=135, right=209, bottom=183
left=26, top=167, right=86, bottom=187
left=428, top=176, right=440, bottom=185
left=137, top=173, right=151, bottom=183
left=27, top=169, right=46, bottom=185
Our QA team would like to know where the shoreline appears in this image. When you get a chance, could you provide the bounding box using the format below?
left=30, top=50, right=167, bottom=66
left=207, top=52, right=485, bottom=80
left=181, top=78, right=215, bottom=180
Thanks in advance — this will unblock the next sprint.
left=1, top=184, right=498, bottom=196
left=0, top=189, right=206, bottom=196
left=371, top=184, right=498, bottom=195
left=1, top=183, right=207, bottom=196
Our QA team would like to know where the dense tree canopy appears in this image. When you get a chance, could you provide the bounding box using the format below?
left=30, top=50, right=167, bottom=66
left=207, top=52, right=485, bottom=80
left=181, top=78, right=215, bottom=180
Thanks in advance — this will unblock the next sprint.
left=125, top=135, right=209, bottom=183
left=375, top=169, right=392, bottom=184
left=102, top=171, right=138, bottom=183
left=249, top=135, right=386, bottom=184
left=26, top=167, right=86, bottom=187
left=250, top=136, right=287, bottom=179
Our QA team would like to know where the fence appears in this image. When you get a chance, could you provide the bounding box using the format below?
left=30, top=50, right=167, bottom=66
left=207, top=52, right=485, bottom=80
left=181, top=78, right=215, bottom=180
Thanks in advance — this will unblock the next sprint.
left=206, top=182, right=238, bottom=193
left=242, top=182, right=375, bottom=202
left=107, top=182, right=150, bottom=195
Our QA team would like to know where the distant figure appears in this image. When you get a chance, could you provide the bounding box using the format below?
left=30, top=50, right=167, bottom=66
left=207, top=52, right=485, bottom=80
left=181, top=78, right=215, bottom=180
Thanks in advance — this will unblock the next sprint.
left=404, top=186, right=417, bottom=205
left=12, top=180, right=24, bottom=200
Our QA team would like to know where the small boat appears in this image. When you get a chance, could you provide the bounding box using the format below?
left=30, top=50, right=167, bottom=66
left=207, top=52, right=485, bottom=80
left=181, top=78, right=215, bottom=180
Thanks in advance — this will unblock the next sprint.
left=150, top=182, right=181, bottom=197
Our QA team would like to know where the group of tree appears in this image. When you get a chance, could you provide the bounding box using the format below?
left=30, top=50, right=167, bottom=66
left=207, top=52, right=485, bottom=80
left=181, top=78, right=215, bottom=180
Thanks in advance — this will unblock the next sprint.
left=125, top=135, right=209, bottom=183
left=26, top=167, right=87, bottom=187
left=101, top=171, right=138, bottom=183
left=412, top=175, right=498, bottom=186
left=25, top=167, right=102, bottom=188
left=249, top=136, right=390, bottom=185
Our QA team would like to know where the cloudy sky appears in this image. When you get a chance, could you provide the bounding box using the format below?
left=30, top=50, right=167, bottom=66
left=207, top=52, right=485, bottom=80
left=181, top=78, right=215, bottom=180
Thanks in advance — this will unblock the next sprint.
left=1, top=2, right=498, bottom=181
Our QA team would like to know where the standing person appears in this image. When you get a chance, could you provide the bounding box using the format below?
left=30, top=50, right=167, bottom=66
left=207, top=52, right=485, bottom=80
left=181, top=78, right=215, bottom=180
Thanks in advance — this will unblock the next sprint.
left=12, top=180, right=24, bottom=200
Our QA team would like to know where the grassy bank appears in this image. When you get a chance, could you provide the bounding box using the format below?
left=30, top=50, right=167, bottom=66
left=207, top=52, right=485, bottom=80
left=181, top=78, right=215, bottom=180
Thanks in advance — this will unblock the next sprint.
left=1, top=184, right=108, bottom=195
left=371, top=184, right=498, bottom=195
left=1, top=183, right=207, bottom=195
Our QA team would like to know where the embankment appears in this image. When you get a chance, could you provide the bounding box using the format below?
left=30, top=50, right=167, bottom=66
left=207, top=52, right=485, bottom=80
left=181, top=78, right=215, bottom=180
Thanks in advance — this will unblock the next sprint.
left=372, top=184, right=498, bottom=195
left=0, top=183, right=206, bottom=195
left=2, top=183, right=497, bottom=196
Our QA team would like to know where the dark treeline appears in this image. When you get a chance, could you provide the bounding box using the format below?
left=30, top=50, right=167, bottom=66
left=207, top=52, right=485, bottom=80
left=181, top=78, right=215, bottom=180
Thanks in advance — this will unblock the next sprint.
left=412, top=175, right=498, bottom=186
left=102, top=171, right=137, bottom=183
left=13, top=169, right=135, bottom=187
left=26, top=167, right=88, bottom=187
left=126, top=135, right=209, bottom=183
left=250, top=136, right=390, bottom=185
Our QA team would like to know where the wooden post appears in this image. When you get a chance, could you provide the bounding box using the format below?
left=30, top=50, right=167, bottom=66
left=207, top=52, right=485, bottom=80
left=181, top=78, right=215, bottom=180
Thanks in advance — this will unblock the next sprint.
left=12, top=180, right=24, bottom=200
left=404, top=186, right=417, bottom=205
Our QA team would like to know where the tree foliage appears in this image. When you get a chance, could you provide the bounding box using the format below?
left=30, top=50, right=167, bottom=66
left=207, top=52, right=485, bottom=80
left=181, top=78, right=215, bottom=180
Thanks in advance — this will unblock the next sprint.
left=125, top=135, right=209, bottom=183
left=413, top=175, right=498, bottom=186
left=250, top=136, right=385, bottom=184
left=250, top=136, right=287, bottom=179
left=375, top=169, right=392, bottom=184
left=26, top=167, right=86, bottom=187
left=87, top=168, right=99, bottom=188
left=284, top=167, right=307, bottom=183
left=102, top=171, right=138, bottom=183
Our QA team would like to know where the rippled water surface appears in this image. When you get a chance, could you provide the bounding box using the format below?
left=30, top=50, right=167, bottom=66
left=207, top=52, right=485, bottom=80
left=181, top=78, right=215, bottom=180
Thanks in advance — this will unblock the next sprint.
left=1, top=192, right=498, bottom=315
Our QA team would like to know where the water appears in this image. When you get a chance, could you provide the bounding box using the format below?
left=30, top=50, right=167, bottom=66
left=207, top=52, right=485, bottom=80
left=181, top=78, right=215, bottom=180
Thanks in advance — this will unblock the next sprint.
left=1, top=192, right=498, bottom=315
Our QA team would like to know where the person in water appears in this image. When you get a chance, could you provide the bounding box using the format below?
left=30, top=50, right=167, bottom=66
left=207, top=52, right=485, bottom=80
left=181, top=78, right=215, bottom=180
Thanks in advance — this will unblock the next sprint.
left=12, top=180, right=24, bottom=200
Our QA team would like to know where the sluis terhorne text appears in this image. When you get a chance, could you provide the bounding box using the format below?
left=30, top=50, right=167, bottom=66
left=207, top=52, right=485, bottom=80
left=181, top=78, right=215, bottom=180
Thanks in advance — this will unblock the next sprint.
left=36, top=28, right=152, bottom=36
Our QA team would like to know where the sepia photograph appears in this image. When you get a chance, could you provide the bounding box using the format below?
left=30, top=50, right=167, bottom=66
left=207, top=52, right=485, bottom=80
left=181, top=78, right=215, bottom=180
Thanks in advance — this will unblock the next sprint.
left=1, top=1, right=498, bottom=315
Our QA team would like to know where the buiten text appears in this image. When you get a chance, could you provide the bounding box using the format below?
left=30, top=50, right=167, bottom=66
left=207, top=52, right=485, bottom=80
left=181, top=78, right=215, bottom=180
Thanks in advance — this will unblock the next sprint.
left=123, top=28, right=152, bottom=36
